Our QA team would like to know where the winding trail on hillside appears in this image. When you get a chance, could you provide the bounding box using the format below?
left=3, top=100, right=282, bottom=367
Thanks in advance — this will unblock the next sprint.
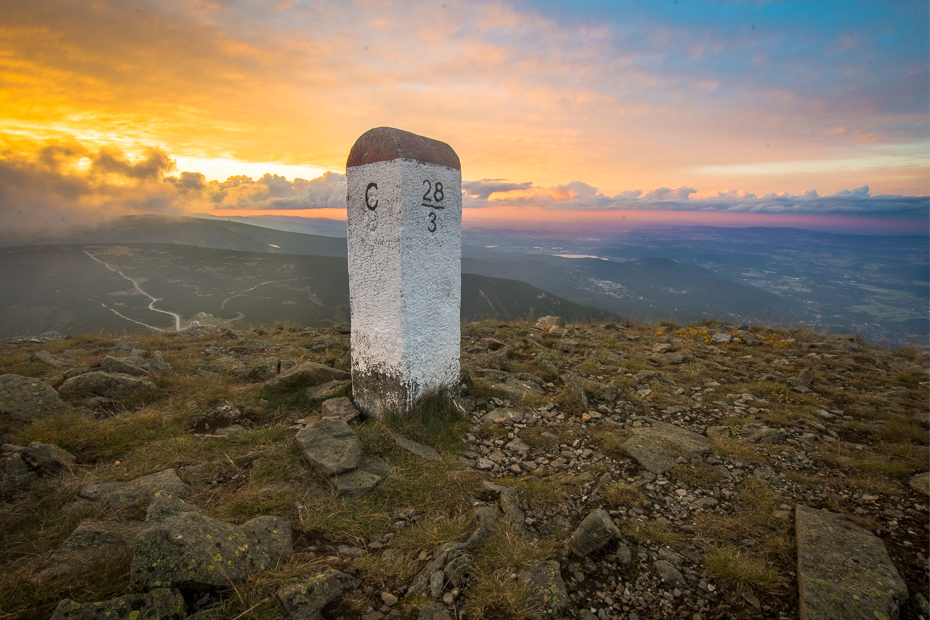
left=84, top=251, right=182, bottom=332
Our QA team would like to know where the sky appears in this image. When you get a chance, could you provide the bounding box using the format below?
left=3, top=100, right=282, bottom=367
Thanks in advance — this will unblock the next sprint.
left=0, top=0, right=928, bottom=236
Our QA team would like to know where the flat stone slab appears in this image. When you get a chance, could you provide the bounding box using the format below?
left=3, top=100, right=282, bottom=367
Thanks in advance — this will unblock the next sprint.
left=295, top=418, right=363, bottom=476
left=796, top=504, right=908, bottom=620
left=621, top=421, right=710, bottom=474
left=28, top=350, right=76, bottom=368
left=392, top=433, right=440, bottom=461
left=277, top=567, right=359, bottom=620
left=333, top=468, right=383, bottom=503
left=51, top=588, right=186, bottom=620
left=333, top=456, right=393, bottom=502
left=58, top=371, right=162, bottom=400
left=909, top=471, right=929, bottom=496
left=646, top=353, right=686, bottom=366
left=519, top=560, right=569, bottom=619
left=35, top=520, right=144, bottom=581
left=304, top=379, right=352, bottom=403
left=0, top=374, right=72, bottom=421
left=479, top=407, right=526, bottom=425
left=264, top=361, right=349, bottom=390
left=488, top=379, right=545, bottom=403
left=131, top=492, right=292, bottom=591
left=321, top=397, right=361, bottom=424
left=95, top=352, right=171, bottom=376
left=233, top=356, right=280, bottom=381
left=80, top=468, right=191, bottom=510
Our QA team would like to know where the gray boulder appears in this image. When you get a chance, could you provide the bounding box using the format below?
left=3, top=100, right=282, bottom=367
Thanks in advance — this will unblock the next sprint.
left=295, top=418, right=390, bottom=502
left=233, top=357, right=280, bottom=381
left=653, top=559, right=689, bottom=590
left=58, top=371, right=162, bottom=400
left=558, top=371, right=588, bottom=413
left=277, top=567, right=359, bottom=620
left=96, top=353, right=171, bottom=377
left=488, top=378, right=545, bottom=403
left=518, top=560, right=569, bottom=619
left=131, top=492, right=292, bottom=591
left=321, top=397, right=361, bottom=424
left=480, top=407, right=526, bottom=425
left=0, top=455, right=37, bottom=499
left=295, top=418, right=362, bottom=476
left=36, top=520, right=144, bottom=581
left=535, top=316, right=565, bottom=330
left=909, top=472, right=929, bottom=496
left=332, top=456, right=393, bottom=502
left=621, top=421, right=710, bottom=474
left=646, top=353, right=686, bottom=366
left=553, top=339, right=580, bottom=353
left=264, top=361, right=349, bottom=390
left=304, top=379, right=352, bottom=403
left=475, top=346, right=512, bottom=370
left=796, top=504, right=907, bottom=620
left=51, top=588, right=186, bottom=620
left=499, top=487, right=525, bottom=529
left=408, top=541, right=470, bottom=596
left=80, top=469, right=191, bottom=510
left=1, top=441, right=76, bottom=500
left=28, top=350, right=76, bottom=368
left=196, top=356, right=241, bottom=375
left=0, top=374, right=72, bottom=421
left=301, top=334, right=347, bottom=353
left=21, top=441, right=76, bottom=475
left=569, top=509, right=621, bottom=557
left=465, top=505, right=498, bottom=549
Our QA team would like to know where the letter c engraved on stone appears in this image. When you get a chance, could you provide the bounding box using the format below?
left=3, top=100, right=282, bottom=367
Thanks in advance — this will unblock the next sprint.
left=365, top=182, right=378, bottom=211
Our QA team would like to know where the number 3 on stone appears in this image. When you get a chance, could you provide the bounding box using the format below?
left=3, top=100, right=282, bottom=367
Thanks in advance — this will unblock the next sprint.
left=427, top=211, right=437, bottom=232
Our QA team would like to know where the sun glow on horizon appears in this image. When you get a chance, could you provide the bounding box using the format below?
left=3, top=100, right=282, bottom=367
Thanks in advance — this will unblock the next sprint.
left=173, top=157, right=332, bottom=183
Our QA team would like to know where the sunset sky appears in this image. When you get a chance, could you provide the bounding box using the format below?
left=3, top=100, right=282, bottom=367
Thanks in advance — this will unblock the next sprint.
left=1, top=0, right=927, bottom=235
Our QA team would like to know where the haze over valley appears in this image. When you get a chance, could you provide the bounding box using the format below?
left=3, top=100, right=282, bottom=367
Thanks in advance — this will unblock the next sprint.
left=1, top=216, right=925, bottom=350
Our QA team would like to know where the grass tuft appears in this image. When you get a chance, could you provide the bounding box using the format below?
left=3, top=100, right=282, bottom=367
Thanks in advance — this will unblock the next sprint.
left=705, top=546, right=782, bottom=591
left=383, top=389, right=469, bottom=453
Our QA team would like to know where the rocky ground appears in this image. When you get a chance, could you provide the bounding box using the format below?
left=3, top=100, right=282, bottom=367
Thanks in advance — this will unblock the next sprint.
left=0, top=318, right=927, bottom=620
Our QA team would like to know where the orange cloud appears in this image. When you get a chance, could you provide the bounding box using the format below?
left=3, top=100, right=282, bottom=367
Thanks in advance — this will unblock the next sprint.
left=0, top=140, right=347, bottom=236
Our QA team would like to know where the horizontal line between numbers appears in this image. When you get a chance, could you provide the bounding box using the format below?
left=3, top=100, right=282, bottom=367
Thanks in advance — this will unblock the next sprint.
left=421, top=204, right=444, bottom=209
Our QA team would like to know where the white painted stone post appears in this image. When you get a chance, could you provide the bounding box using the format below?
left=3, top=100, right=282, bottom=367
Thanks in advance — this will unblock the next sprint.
left=345, top=127, right=462, bottom=418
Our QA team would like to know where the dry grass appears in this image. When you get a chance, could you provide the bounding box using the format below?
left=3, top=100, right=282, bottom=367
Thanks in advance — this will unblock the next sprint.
left=670, top=462, right=725, bottom=488
left=464, top=520, right=557, bottom=620
left=710, top=437, right=766, bottom=464
left=623, top=517, right=686, bottom=548
left=600, top=481, right=645, bottom=507
left=705, top=546, right=783, bottom=592
left=589, top=427, right=630, bottom=458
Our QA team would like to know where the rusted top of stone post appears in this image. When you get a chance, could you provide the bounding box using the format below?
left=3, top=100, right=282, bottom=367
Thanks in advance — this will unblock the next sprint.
left=346, top=127, right=461, bottom=170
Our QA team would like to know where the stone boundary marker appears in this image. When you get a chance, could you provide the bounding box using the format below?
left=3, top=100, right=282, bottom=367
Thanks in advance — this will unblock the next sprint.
left=346, top=127, right=462, bottom=417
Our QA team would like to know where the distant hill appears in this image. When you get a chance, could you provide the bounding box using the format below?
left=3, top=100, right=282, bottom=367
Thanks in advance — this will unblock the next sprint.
left=0, top=215, right=349, bottom=257
left=193, top=213, right=348, bottom=238
left=8, top=214, right=921, bottom=347
left=462, top=254, right=808, bottom=327
left=0, top=244, right=617, bottom=337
